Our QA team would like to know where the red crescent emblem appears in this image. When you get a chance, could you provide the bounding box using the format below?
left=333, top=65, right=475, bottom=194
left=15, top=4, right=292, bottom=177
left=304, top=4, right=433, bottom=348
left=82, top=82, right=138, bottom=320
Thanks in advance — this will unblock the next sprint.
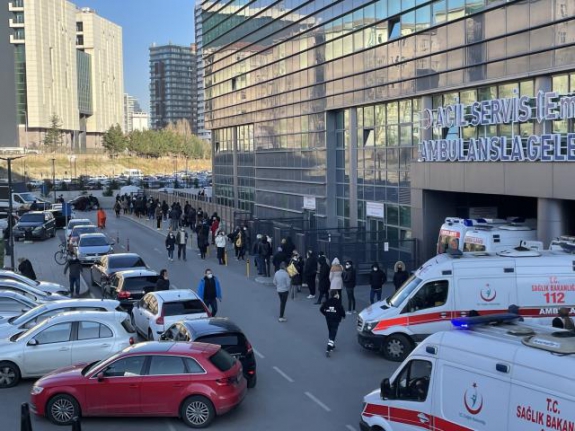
left=480, top=289, right=496, bottom=302
left=464, top=389, right=484, bottom=415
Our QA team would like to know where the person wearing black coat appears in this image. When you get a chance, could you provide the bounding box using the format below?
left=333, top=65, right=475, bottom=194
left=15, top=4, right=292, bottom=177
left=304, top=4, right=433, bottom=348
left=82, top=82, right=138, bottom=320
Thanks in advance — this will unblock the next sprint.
left=18, top=258, right=37, bottom=281
left=320, top=290, right=346, bottom=357
left=303, top=250, right=317, bottom=299
left=165, top=231, right=176, bottom=261
left=288, top=251, right=304, bottom=300
left=154, top=269, right=170, bottom=292
left=342, top=260, right=357, bottom=314
left=393, top=262, right=409, bottom=292
left=315, top=253, right=331, bottom=304
left=198, top=224, right=209, bottom=259
left=281, top=237, right=295, bottom=260
left=369, top=262, right=387, bottom=304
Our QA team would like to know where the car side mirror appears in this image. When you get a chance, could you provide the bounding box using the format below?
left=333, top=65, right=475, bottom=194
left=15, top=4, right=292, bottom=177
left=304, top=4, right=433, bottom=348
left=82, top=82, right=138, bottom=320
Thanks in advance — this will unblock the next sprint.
left=381, top=378, right=394, bottom=400
left=96, top=372, right=105, bottom=382
left=27, top=338, right=38, bottom=347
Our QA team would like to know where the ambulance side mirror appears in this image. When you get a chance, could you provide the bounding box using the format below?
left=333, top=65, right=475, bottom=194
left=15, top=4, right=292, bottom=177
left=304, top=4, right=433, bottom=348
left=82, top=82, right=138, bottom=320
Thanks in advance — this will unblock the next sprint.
left=381, top=378, right=393, bottom=400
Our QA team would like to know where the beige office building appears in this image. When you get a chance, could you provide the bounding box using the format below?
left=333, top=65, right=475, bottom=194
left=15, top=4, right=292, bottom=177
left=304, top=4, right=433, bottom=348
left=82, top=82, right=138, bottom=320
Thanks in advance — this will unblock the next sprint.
left=3, top=0, right=123, bottom=151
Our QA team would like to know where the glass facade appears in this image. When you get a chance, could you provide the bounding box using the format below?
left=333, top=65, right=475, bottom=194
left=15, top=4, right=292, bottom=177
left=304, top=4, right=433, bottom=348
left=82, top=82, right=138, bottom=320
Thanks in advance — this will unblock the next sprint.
left=77, top=50, right=93, bottom=115
left=149, top=44, right=196, bottom=130
left=203, top=0, right=575, bottom=234
left=15, top=44, right=27, bottom=125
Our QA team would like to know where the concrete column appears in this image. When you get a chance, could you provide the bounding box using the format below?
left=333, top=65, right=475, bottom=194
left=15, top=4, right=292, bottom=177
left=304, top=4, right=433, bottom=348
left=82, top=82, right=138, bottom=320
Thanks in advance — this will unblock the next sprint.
left=349, top=108, right=358, bottom=228
left=538, top=198, right=566, bottom=247
left=325, top=112, right=337, bottom=227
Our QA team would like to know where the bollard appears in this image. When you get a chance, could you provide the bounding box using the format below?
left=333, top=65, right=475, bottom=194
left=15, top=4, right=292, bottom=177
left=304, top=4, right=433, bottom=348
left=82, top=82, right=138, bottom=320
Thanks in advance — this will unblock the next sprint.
left=224, top=249, right=228, bottom=267
left=126, top=238, right=130, bottom=252
left=246, top=258, right=250, bottom=278
left=116, top=231, right=120, bottom=245
left=71, top=416, right=82, bottom=431
left=20, top=402, right=33, bottom=431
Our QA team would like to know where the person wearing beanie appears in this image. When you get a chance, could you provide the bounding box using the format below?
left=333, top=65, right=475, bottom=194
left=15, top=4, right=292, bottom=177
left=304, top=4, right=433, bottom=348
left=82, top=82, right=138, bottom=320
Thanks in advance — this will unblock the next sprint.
left=342, top=260, right=357, bottom=314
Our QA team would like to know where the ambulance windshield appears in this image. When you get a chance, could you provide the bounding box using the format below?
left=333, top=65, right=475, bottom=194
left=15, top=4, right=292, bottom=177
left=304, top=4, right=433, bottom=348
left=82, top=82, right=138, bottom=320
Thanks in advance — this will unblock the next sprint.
left=389, top=276, right=421, bottom=307
left=464, top=242, right=486, bottom=252
left=437, top=232, right=460, bottom=254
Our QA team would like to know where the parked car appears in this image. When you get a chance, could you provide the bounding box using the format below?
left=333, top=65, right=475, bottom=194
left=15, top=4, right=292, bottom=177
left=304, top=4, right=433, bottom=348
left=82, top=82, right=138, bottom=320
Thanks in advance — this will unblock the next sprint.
left=0, top=310, right=135, bottom=388
left=0, top=279, right=69, bottom=302
left=132, top=290, right=209, bottom=341
left=161, top=318, right=257, bottom=388
left=0, top=299, right=122, bottom=338
left=68, top=225, right=98, bottom=248
left=74, top=233, right=114, bottom=264
left=45, top=208, right=72, bottom=229
left=69, top=195, right=99, bottom=211
left=0, top=291, right=37, bottom=318
left=103, top=269, right=159, bottom=311
left=0, top=211, right=19, bottom=231
left=13, top=211, right=56, bottom=241
left=30, top=341, right=247, bottom=427
left=65, top=218, right=91, bottom=238
left=0, top=270, right=67, bottom=296
left=90, top=253, right=148, bottom=288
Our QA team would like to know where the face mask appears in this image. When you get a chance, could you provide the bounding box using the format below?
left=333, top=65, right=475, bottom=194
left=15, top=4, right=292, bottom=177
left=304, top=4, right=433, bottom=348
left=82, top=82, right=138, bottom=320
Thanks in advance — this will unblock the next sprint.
left=206, top=274, right=213, bottom=279
left=345, top=265, right=351, bottom=269
left=373, top=267, right=378, bottom=271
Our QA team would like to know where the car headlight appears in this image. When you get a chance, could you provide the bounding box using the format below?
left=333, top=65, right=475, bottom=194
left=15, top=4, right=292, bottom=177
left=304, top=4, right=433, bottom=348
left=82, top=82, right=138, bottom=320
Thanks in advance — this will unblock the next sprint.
left=364, top=321, right=377, bottom=332
left=33, top=226, right=43, bottom=232
left=31, top=386, right=44, bottom=395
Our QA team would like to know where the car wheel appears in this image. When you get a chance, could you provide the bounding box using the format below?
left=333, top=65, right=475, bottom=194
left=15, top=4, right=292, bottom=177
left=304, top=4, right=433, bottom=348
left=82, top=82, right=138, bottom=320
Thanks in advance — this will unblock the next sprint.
left=180, top=395, right=215, bottom=428
left=247, top=373, right=257, bottom=389
left=46, top=394, right=80, bottom=426
left=0, top=361, right=20, bottom=388
left=382, top=334, right=413, bottom=362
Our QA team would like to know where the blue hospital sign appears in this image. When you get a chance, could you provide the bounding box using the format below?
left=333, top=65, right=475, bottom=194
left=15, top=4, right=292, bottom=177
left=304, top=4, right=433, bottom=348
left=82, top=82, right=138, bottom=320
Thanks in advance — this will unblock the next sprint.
left=419, top=91, right=575, bottom=162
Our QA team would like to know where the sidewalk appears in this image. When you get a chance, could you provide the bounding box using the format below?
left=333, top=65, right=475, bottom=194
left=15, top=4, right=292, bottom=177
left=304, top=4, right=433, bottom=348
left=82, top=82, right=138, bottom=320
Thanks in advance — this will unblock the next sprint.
left=124, top=214, right=396, bottom=311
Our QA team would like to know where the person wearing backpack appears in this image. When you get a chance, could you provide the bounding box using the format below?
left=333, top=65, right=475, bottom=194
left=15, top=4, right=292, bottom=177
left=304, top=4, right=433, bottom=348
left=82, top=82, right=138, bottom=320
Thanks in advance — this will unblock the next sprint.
left=369, top=262, right=387, bottom=304
left=288, top=251, right=304, bottom=300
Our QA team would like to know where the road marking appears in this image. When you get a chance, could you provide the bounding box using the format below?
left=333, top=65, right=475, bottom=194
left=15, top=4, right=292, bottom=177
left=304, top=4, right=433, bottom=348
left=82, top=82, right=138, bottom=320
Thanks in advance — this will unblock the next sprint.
left=272, top=366, right=294, bottom=383
left=119, top=244, right=125, bottom=249
left=171, top=284, right=179, bottom=290
left=346, top=425, right=357, bottom=431
left=153, top=248, right=162, bottom=254
left=253, top=348, right=264, bottom=359
left=305, top=391, right=331, bottom=412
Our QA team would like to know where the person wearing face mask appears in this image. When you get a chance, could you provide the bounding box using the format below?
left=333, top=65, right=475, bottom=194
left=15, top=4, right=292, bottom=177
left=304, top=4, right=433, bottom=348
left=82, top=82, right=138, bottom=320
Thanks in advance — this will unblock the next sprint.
left=215, top=231, right=227, bottom=265
left=303, top=250, right=318, bottom=299
left=393, top=261, right=409, bottom=292
left=369, top=262, right=387, bottom=304
left=197, top=269, right=222, bottom=316
left=165, top=229, right=176, bottom=262
left=288, top=251, right=304, bottom=300
left=342, top=260, right=357, bottom=314
left=329, top=258, right=344, bottom=303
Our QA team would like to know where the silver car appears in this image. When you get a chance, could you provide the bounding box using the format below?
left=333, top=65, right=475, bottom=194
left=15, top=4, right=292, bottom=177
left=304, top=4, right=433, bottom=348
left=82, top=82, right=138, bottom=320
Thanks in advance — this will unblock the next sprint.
left=0, top=291, right=37, bottom=318
left=74, top=233, right=114, bottom=264
left=0, top=279, right=67, bottom=304
left=0, top=270, right=68, bottom=297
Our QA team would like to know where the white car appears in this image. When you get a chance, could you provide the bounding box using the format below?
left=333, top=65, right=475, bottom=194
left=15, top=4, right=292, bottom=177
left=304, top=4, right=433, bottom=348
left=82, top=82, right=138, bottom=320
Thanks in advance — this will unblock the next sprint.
left=0, top=291, right=37, bottom=318
left=0, top=270, right=68, bottom=296
left=132, top=289, right=209, bottom=341
left=0, top=299, right=121, bottom=338
left=65, top=218, right=91, bottom=238
left=0, top=310, right=136, bottom=387
left=0, top=279, right=67, bottom=303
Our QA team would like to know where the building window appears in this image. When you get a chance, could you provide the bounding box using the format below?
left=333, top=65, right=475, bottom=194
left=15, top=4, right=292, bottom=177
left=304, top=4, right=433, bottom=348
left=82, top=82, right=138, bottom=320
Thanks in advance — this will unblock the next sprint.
left=76, top=35, right=84, bottom=46
left=76, top=21, right=83, bottom=32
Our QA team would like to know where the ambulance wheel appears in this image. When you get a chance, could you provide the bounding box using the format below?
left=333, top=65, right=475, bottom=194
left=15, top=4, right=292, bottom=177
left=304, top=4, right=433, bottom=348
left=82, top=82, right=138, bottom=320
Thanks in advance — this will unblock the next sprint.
left=382, top=334, right=413, bottom=362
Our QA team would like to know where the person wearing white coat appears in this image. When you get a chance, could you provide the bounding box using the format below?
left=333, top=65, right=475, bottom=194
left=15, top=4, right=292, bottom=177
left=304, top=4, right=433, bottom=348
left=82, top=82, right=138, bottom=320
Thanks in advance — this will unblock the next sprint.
left=215, top=231, right=227, bottom=265
left=329, top=257, right=344, bottom=303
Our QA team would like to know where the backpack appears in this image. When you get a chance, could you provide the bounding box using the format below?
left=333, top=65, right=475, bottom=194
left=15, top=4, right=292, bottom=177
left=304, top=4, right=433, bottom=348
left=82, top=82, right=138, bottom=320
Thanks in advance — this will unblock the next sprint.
left=235, top=235, right=242, bottom=248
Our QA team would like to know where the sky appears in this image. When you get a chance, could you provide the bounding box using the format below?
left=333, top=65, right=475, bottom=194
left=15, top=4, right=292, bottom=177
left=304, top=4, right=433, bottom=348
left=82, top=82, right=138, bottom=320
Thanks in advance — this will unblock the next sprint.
left=75, top=0, right=196, bottom=113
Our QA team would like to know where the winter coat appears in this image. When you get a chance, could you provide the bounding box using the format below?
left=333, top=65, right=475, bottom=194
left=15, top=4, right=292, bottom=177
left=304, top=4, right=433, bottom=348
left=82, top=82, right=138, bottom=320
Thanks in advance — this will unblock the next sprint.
left=155, top=206, right=162, bottom=218
left=176, top=230, right=188, bottom=245
left=342, top=267, right=357, bottom=289
left=369, top=264, right=387, bottom=290
left=320, top=297, right=346, bottom=324
left=215, top=234, right=227, bottom=248
left=155, top=278, right=170, bottom=291
left=272, top=249, right=286, bottom=270
left=273, top=269, right=291, bottom=293
left=197, top=276, right=222, bottom=301
left=281, top=238, right=295, bottom=257
left=329, top=259, right=344, bottom=291
left=393, top=269, right=409, bottom=291
left=165, top=234, right=176, bottom=251
left=289, top=257, right=304, bottom=286
left=303, top=254, right=318, bottom=279
left=18, top=259, right=37, bottom=281
left=317, top=256, right=331, bottom=292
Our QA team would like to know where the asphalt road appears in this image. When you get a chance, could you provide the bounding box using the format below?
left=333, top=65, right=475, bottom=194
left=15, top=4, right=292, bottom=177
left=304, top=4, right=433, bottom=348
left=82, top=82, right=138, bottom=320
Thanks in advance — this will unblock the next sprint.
left=2, top=212, right=400, bottom=431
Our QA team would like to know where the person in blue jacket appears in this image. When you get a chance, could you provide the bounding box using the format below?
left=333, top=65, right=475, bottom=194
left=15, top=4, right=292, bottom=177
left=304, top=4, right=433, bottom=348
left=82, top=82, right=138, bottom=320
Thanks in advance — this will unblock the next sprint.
left=197, top=268, right=222, bottom=316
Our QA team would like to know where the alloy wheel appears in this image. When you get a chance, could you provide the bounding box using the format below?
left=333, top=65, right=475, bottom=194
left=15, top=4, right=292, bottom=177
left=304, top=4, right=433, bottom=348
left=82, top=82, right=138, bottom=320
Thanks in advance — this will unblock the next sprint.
left=0, top=366, right=16, bottom=386
left=185, top=401, right=210, bottom=426
left=50, top=398, right=75, bottom=424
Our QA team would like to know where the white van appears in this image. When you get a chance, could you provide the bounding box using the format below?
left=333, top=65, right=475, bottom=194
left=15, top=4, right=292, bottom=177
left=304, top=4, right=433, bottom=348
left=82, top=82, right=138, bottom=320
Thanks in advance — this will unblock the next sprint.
left=357, top=248, right=575, bottom=361
left=463, top=225, right=542, bottom=252
left=437, top=217, right=508, bottom=254
left=360, top=316, right=575, bottom=431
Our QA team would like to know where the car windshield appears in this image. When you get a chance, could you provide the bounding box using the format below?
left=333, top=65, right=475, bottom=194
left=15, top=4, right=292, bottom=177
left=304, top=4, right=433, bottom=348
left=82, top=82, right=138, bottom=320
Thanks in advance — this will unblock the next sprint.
left=109, top=256, right=146, bottom=269
left=81, top=360, right=102, bottom=376
left=19, top=193, right=37, bottom=203
left=10, top=304, right=46, bottom=325
left=73, top=227, right=97, bottom=237
left=123, top=276, right=158, bottom=291
left=388, top=276, right=422, bottom=308
left=80, top=236, right=108, bottom=247
left=68, top=220, right=90, bottom=229
left=198, top=333, right=242, bottom=349
left=20, top=214, right=44, bottom=223
left=162, top=300, right=206, bottom=316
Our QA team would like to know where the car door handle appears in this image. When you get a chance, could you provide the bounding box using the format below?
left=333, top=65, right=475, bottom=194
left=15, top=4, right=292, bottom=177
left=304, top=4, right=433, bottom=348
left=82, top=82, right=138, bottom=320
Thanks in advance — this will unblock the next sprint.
left=440, top=312, right=448, bottom=318
left=100, top=343, right=111, bottom=348
left=59, top=347, right=70, bottom=351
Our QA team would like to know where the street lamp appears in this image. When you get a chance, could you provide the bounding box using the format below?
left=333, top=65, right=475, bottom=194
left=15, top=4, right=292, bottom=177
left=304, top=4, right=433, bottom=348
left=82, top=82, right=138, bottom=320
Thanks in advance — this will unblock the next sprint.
left=51, top=158, right=56, bottom=203
left=0, top=155, right=25, bottom=270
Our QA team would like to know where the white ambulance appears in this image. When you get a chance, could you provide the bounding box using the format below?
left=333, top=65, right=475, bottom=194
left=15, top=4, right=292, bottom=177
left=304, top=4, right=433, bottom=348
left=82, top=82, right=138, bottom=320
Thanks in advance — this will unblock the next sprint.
left=437, top=217, right=508, bottom=254
left=463, top=225, right=542, bottom=253
left=357, top=248, right=575, bottom=361
left=360, top=316, right=575, bottom=431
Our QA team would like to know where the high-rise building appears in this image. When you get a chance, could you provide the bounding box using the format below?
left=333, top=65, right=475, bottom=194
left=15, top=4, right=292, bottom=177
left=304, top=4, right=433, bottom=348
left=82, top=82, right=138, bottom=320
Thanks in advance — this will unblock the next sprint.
left=194, top=2, right=210, bottom=142
left=123, top=93, right=143, bottom=133
left=202, top=0, right=575, bottom=267
left=0, top=0, right=124, bottom=151
left=149, top=43, right=195, bottom=131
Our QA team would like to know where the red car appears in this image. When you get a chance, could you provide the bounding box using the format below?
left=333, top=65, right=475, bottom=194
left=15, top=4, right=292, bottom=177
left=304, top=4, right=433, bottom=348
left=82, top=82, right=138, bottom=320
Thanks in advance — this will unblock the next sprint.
left=30, top=341, right=247, bottom=428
